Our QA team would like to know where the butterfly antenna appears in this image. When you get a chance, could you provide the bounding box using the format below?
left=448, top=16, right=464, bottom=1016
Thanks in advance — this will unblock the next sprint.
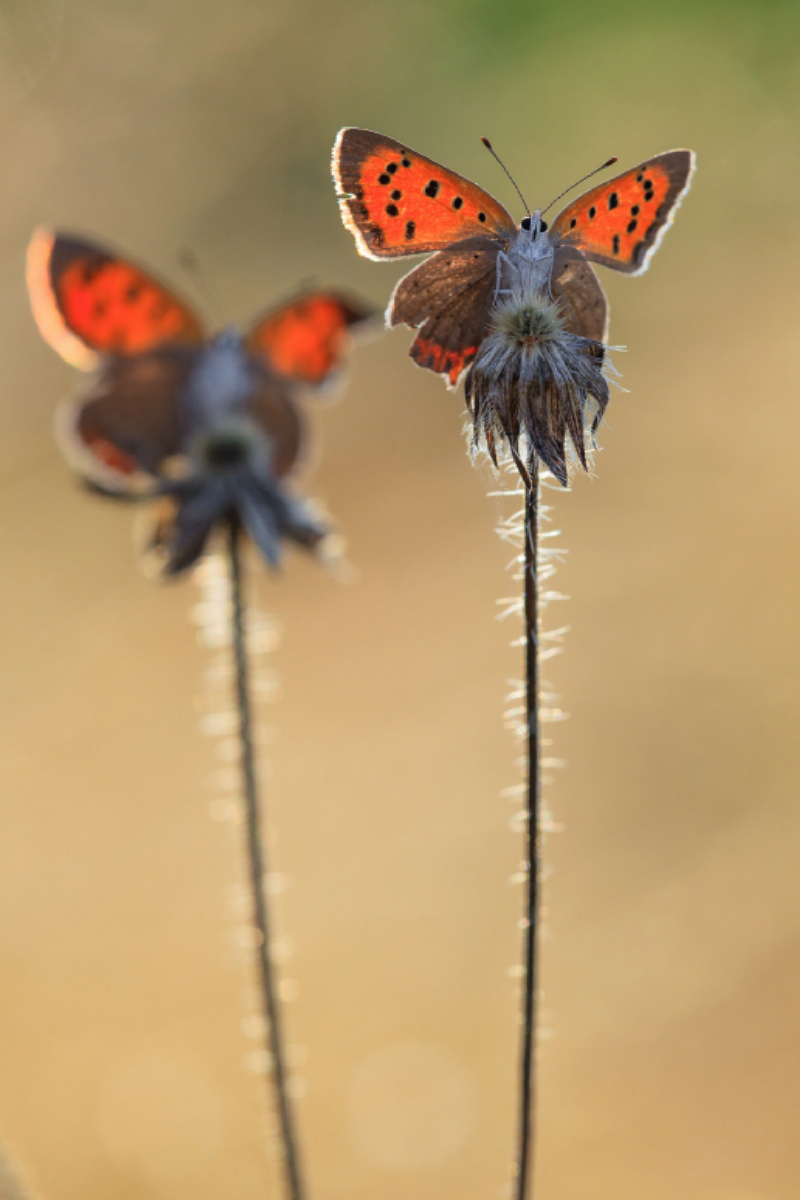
left=177, top=247, right=225, bottom=325
left=481, top=137, right=531, bottom=218
left=541, top=157, right=618, bottom=217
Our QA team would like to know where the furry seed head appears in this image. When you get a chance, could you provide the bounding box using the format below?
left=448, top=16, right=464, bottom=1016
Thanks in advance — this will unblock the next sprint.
left=490, top=292, right=568, bottom=349
left=189, top=417, right=269, bottom=478
left=142, top=419, right=327, bottom=577
left=465, top=288, right=611, bottom=486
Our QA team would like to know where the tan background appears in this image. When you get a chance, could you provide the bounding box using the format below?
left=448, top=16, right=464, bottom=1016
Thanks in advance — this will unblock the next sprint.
left=1, top=1, right=799, bottom=1197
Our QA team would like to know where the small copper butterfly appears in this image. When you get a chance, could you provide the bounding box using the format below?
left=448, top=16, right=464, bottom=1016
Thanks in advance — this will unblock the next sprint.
left=333, top=129, right=694, bottom=388
left=27, top=229, right=375, bottom=570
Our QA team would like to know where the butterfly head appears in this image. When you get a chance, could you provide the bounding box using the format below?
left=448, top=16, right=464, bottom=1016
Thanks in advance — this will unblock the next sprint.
left=516, top=210, right=553, bottom=269
left=519, top=210, right=549, bottom=240
left=506, top=208, right=556, bottom=293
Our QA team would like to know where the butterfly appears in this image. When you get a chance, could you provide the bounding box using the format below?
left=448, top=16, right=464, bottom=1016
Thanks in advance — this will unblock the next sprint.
left=332, top=128, right=694, bottom=391
left=27, top=228, right=375, bottom=573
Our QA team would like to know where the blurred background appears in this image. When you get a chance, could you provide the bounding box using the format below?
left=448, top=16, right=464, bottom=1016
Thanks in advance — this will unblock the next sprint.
left=1, top=0, right=799, bottom=1197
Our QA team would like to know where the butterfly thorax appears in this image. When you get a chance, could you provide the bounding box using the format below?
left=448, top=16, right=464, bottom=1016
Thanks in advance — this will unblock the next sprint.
left=180, top=329, right=276, bottom=477
left=184, top=330, right=257, bottom=424
left=501, top=212, right=555, bottom=300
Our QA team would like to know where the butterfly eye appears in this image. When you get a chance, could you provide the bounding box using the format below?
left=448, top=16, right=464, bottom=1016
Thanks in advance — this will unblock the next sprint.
left=520, top=216, right=548, bottom=234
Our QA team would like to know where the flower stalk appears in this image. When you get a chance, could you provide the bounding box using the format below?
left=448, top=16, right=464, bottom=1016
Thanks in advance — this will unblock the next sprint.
left=515, top=472, right=540, bottom=1200
left=227, top=513, right=306, bottom=1200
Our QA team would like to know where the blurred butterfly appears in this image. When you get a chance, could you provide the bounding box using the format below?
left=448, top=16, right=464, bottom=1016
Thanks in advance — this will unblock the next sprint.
left=332, top=128, right=694, bottom=388
left=27, top=229, right=374, bottom=573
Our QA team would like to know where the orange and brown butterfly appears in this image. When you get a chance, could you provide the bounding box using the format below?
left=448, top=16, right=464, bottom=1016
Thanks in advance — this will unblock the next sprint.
left=333, top=128, right=694, bottom=385
left=332, top=129, right=694, bottom=483
left=27, top=229, right=375, bottom=573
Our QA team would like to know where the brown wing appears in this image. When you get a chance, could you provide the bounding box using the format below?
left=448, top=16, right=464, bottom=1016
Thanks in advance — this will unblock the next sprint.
left=551, top=248, right=608, bottom=341
left=245, top=290, right=375, bottom=387
left=333, top=128, right=516, bottom=261
left=387, top=236, right=499, bottom=388
left=246, top=371, right=306, bottom=478
left=56, top=349, right=196, bottom=494
left=28, top=228, right=206, bottom=369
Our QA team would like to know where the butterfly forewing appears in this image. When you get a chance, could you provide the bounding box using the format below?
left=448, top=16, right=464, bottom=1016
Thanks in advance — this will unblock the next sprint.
left=246, top=290, right=374, bottom=386
left=388, top=236, right=498, bottom=386
left=27, top=229, right=206, bottom=368
left=333, top=128, right=516, bottom=260
left=549, top=150, right=695, bottom=275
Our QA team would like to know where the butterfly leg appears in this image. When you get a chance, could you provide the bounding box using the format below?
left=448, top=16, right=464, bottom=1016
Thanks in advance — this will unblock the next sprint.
left=494, top=250, right=516, bottom=303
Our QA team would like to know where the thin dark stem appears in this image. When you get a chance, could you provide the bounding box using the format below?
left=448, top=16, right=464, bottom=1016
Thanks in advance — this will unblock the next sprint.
left=227, top=513, right=306, bottom=1200
left=515, top=470, right=539, bottom=1200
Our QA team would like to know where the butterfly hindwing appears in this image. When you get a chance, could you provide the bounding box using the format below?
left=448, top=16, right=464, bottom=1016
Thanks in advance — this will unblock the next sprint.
left=245, top=374, right=306, bottom=478
left=549, top=150, right=695, bottom=275
left=56, top=349, right=197, bottom=494
left=333, top=128, right=516, bottom=261
left=388, top=236, right=498, bottom=387
left=551, top=248, right=608, bottom=342
left=27, top=228, right=206, bottom=369
left=62, top=347, right=308, bottom=497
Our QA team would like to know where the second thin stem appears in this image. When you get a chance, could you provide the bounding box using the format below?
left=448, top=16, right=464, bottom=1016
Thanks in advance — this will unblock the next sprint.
left=228, top=515, right=306, bottom=1200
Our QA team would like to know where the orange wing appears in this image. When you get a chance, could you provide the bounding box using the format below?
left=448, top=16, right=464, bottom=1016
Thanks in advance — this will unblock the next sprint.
left=246, top=290, right=375, bottom=386
left=333, top=128, right=516, bottom=260
left=27, top=228, right=206, bottom=369
left=549, top=151, right=695, bottom=275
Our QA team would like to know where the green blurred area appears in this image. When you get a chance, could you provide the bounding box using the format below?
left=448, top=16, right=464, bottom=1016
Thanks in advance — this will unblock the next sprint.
left=1, top=2, right=800, bottom=1199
